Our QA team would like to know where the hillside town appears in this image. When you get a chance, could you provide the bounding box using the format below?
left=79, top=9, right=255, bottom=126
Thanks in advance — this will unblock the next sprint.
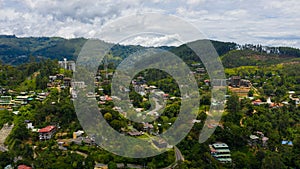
left=0, top=50, right=298, bottom=169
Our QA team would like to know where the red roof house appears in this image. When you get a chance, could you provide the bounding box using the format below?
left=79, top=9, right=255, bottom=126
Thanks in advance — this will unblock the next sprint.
left=38, top=125, right=56, bottom=140
left=18, top=165, right=32, bottom=169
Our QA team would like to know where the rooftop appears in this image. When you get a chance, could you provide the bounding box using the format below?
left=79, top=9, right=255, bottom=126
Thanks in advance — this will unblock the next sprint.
left=213, top=143, right=229, bottom=149
left=282, top=140, right=293, bottom=146
left=215, top=149, right=231, bottom=153
left=250, top=135, right=259, bottom=140
left=38, top=126, right=56, bottom=133
left=18, top=165, right=32, bottom=169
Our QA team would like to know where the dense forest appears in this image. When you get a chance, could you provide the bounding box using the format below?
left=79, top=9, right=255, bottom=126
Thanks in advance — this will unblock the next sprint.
left=1, top=35, right=300, bottom=66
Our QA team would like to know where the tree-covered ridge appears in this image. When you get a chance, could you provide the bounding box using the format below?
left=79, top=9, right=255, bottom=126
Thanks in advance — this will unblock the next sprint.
left=221, top=49, right=299, bottom=68
left=1, top=35, right=300, bottom=66
left=0, top=35, right=87, bottom=64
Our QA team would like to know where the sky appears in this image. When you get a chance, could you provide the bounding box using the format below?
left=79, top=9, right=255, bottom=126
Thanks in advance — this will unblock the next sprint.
left=1, top=0, right=300, bottom=48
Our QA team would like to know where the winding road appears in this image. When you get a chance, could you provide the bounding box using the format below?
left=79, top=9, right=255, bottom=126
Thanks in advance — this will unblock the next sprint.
left=174, top=146, right=184, bottom=161
left=0, top=123, right=14, bottom=152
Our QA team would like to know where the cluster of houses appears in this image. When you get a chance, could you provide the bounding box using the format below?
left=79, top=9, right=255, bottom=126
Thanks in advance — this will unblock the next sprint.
left=47, top=74, right=73, bottom=89
left=249, top=131, right=293, bottom=149
left=132, top=77, right=159, bottom=96
left=0, top=91, right=49, bottom=110
left=251, top=97, right=284, bottom=108
left=251, top=91, right=300, bottom=108
left=229, top=76, right=251, bottom=88
left=249, top=131, right=269, bottom=147
left=210, top=131, right=290, bottom=165
left=47, top=58, right=78, bottom=89
left=70, top=130, right=95, bottom=146
left=227, top=75, right=300, bottom=108
left=227, top=76, right=252, bottom=97
left=37, top=125, right=96, bottom=147
left=57, top=130, right=96, bottom=151
left=190, top=63, right=206, bottom=75
left=125, top=122, right=155, bottom=137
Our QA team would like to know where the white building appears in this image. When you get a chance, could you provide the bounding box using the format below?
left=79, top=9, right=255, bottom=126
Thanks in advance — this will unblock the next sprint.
left=210, top=143, right=232, bottom=163
left=58, top=58, right=76, bottom=72
left=71, top=81, right=86, bottom=89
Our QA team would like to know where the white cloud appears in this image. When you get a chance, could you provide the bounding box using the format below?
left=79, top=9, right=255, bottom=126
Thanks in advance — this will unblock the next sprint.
left=186, top=0, right=206, bottom=5
left=0, top=0, right=299, bottom=48
left=120, top=34, right=182, bottom=47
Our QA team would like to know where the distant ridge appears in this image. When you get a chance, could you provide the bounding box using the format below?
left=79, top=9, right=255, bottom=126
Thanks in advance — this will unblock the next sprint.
left=0, top=35, right=299, bottom=67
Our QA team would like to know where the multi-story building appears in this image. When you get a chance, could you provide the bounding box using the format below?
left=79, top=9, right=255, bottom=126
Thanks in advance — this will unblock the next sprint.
left=58, top=58, right=76, bottom=72
left=209, top=142, right=232, bottom=163
left=38, top=126, right=56, bottom=140
left=0, top=96, right=12, bottom=107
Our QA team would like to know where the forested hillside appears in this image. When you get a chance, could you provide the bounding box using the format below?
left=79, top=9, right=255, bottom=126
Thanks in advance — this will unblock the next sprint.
left=2, top=35, right=299, bottom=66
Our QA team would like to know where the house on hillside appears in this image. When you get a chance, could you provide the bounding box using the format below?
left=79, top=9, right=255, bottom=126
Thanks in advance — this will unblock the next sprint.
left=0, top=86, right=6, bottom=94
left=36, top=92, right=49, bottom=101
left=251, top=131, right=269, bottom=147
left=209, top=142, right=232, bottom=163
left=229, top=76, right=252, bottom=88
left=71, top=136, right=95, bottom=146
left=71, top=81, right=86, bottom=89
left=230, top=76, right=241, bottom=87
left=14, top=95, right=29, bottom=105
left=38, top=126, right=56, bottom=140
left=127, top=131, right=143, bottom=136
left=252, top=99, right=265, bottom=106
left=25, top=120, right=34, bottom=130
left=56, top=74, right=64, bottom=80
left=58, top=58, right=76, bottom=71
left=249, top=134, right=260, bottom=146
left=196, top=67, right=206, bottom=73
left=49, top=75, right=57, bottom=82
left=73, top=130, right=84, bottom=139
left=143, top=122, right=154, bottom=133
left=63, top=77, right=72, bottom=87
left=0, top=96, right=13, bottom=107
left=17, top=165, right=32, bottom=169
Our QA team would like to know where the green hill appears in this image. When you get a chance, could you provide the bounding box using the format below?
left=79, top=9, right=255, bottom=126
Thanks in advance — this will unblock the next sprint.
left=0, top=35, right=300, bottom=67
left=0, top=35, right=87, bottom=64
left=221, top=49, right=298, bottom=68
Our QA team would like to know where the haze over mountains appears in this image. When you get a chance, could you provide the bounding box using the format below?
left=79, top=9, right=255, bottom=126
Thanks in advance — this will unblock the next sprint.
left=0, top=35, right=300, bottom=67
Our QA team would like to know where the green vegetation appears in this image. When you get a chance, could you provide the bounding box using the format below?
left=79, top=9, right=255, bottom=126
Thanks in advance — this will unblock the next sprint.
left=0, top=36, right=299, bottom=168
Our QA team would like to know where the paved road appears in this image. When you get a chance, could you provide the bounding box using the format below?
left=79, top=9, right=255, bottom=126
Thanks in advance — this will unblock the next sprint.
left=174, top=146, right=184, bottom=162
left=0, top=123, right=14, bottom=144
left=0, top=123, right=14, bottom=152
left=162, top=146, right=185, bottom=169
left=147, top=97, right=164, bottom=116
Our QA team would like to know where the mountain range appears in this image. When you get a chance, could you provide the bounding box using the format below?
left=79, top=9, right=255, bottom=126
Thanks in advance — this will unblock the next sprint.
left=0, top=35, right=300, bottom=67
